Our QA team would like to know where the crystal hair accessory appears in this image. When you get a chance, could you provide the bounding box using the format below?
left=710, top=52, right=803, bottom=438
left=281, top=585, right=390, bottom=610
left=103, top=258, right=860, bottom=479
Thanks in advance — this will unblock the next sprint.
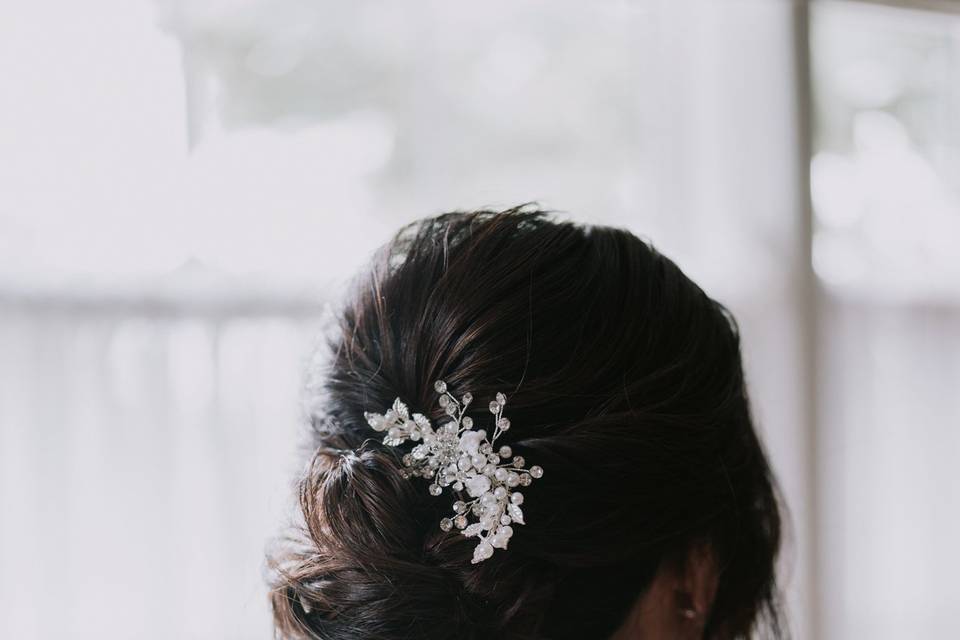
left=363, top=380, right=543, bottom=564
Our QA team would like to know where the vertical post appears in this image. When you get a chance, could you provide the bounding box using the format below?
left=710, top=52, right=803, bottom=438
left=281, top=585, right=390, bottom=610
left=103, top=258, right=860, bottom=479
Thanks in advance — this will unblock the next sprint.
left=792, top=1, right=821, bottom=638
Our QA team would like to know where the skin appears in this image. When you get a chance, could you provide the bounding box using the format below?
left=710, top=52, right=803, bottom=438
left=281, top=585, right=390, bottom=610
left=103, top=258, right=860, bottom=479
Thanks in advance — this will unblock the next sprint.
left=610, top=544, right=719, bottom=640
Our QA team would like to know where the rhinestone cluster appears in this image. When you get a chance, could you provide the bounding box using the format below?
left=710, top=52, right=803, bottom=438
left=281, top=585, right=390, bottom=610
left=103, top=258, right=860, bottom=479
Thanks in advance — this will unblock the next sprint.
left=363, top=380, right=543, bottom=564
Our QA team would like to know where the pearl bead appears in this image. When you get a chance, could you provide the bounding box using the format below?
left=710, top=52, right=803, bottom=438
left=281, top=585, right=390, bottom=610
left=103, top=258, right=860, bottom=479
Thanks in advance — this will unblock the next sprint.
left=511, top=492, right=524, bottom=505
left=498, top=446, right=512, bottom=458
left=462, top=416, right=473, bottom=428
left=454, top=515, right=468, bottom=529
left=506, top=472, right=520, bottom=487
left=529, top=465, right=543, bottom=479
left=428, top=483, right=442, bottom=496
left=494, top=468, right=508, bottom=482
left=493, top=486, right=507, bottom=499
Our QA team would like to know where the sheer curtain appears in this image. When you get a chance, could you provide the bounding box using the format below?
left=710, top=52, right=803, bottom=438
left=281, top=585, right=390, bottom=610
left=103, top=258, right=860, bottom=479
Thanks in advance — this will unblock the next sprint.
left=0, top=1, right=813, bottom=638
left=0, top=305, right=318, bottom=638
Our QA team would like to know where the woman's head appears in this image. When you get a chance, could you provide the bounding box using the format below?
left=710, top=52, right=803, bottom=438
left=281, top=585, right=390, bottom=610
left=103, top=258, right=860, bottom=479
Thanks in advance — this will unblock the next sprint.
left=270, top=208, right=783, bottom=639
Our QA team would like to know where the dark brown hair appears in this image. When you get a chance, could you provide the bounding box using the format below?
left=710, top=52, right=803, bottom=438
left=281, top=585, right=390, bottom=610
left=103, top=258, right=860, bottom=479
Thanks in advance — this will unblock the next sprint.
left=269, top=208, right=784, bottom=639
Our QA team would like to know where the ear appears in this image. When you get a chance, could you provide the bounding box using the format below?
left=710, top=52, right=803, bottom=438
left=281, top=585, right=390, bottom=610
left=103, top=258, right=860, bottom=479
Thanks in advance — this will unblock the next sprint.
left=608, top=543, right=721, bottom=639
left=675, top=541, right=720, bottom=621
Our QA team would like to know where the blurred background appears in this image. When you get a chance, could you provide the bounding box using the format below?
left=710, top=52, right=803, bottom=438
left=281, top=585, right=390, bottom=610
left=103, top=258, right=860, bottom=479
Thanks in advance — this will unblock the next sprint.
left=1, top=0, right=957, bottom=638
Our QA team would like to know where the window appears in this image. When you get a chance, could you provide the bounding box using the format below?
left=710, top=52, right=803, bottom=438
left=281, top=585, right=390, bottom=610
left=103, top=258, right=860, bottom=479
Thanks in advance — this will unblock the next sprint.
left=2, top=1, right=957, bottom=638
left=811, top=1, right=960, bottom=637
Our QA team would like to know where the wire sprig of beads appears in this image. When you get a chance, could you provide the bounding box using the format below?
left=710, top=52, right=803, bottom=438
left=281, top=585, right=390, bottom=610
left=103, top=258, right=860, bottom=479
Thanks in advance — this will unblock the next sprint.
left=363, top=380, right=543, bottom=564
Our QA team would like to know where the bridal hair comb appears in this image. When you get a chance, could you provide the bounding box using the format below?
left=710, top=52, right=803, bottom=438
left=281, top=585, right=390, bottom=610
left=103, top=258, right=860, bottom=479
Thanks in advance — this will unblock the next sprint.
left=363, top=380, right=543, bottom=564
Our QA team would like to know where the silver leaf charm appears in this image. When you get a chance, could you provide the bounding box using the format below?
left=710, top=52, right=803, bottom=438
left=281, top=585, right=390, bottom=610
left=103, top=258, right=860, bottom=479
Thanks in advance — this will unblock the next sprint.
left=392, top=398, right=409, bottom=421
left=507, top=503, right=525, bottom=525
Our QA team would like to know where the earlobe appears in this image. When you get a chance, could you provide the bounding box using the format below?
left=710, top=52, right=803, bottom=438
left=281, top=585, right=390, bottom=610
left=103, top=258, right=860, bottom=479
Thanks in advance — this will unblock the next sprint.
left=609, top=544, right=720, bottom=640
left=675, top=588, right=698, bottom=620
left=679, top=541, right=720, bottom=623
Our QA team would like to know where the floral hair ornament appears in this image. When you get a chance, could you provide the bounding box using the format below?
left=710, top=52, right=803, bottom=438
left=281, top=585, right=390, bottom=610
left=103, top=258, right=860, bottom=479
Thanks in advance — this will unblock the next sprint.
left=363, top=380, right=543, bottom=564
